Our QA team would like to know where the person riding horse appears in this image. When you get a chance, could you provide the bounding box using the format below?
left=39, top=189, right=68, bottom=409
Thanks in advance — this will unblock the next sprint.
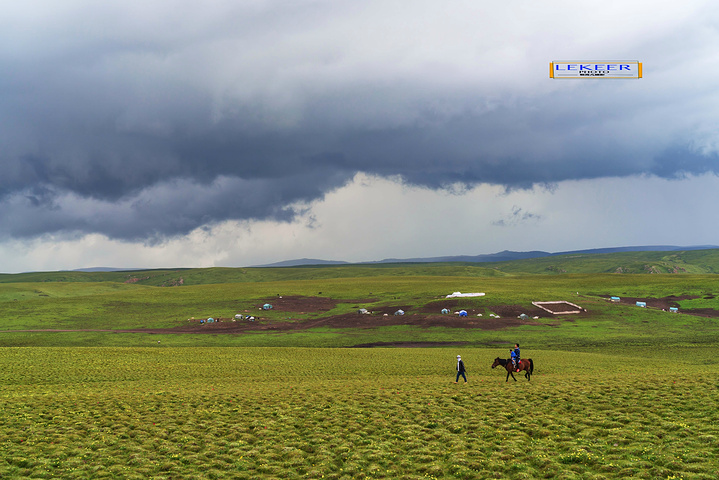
left=510, top=343, right=521, bottom=372
left=492, top=352, right=534, bottom=382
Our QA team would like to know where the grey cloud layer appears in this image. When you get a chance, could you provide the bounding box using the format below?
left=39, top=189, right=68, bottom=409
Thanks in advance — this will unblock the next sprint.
left=2, top=0, right=718, bottom=240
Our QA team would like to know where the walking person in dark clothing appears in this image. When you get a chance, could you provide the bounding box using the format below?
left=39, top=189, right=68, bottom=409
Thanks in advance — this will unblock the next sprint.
left=455, top=355, right=467, bottom=383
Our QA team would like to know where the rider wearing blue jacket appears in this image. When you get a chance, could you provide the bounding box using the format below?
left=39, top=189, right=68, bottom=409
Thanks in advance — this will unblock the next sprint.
left=510, top=343, right=521, bottom=372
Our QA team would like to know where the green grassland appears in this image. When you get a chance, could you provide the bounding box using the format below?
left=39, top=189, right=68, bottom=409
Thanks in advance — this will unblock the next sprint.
left=2, top=252, right=719, bottom=478
left=484, top=249, right=719, bottom=275
left=1, top=271, right=718, bottom=348
left=0, top=264, right=507, bottom=286
left=1, top=347, right=718, bottom=479
left=2, top=248, right=718, bottom=286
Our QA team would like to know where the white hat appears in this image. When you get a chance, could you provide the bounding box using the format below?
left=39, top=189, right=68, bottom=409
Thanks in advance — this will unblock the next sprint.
left=457, top=355, right=461, bottom=358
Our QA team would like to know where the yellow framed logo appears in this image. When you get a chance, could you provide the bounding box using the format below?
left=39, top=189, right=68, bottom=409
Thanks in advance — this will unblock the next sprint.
left=550, top=61, right=642, bottom=79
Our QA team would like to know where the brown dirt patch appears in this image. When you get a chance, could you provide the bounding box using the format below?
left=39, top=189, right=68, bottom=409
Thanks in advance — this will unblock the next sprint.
left=125, top=310, right=548, bottom=335
left=490, top=305, right=546, bottom=317
left=4, top=313, right=556, bottom=336
left=369, top=305, right=414, bottom=316
left=600, top=295, right=699, bottom=310
left=418, top=299, right=475, bottom=312
left=254, top=296, right=375, bottom=312
left=533, top=302, right=584, bottom=314
left=419, top=302, right=548, bottom=318
left=600, top=295, right=719, bottom=318
left=604, top=295, right=695, bottom=310
left=681, top=308, right=719, bottom=318
left=4, top=296, right=574, bottom=336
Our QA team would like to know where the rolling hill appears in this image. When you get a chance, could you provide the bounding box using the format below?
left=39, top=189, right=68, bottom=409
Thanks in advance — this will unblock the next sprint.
left=1, top=248, right=718, bottom=286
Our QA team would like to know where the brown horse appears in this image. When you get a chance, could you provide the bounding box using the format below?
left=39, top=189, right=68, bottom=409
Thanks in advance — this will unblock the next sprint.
left=491, top=357, right=534, bottom=382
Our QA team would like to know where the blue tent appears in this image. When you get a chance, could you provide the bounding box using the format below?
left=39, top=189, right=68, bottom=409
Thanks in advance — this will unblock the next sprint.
left=263, top=304, right=273, bottom=310
left=441, top=308, right=450, bottom=314
left=458, top=310, right=468, bottom=317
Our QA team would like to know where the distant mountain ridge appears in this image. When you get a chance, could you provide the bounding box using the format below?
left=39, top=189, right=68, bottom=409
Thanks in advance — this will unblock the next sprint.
left=256, top=245, right=719, bottom=267
left=252, top=258, right=350, bottom=268
left=72, top=267, right=147, bottom=272
left=4, top=245, right=717, bottom=282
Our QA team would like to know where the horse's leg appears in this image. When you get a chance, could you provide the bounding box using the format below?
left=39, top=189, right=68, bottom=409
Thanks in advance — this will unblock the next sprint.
left=510, top=370, right=517, bottom=382
left=505, top=370, right=510, bottom=382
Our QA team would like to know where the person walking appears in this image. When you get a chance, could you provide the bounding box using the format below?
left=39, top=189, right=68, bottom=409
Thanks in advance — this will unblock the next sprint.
left=455, top=355, right=467, bottom=383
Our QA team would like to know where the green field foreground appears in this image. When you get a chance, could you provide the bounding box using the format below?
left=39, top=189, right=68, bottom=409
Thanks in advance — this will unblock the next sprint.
left=1, top=346, right=718, bottom=479
left=2, top=261, right=719, bottom=478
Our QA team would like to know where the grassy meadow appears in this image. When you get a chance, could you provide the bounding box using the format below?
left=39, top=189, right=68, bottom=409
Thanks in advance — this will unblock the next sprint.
left=2, top=253, right=719, bottom=478
left=1, top=347, right=718, bottom=479
left=1, top=269, right=719, bottom=348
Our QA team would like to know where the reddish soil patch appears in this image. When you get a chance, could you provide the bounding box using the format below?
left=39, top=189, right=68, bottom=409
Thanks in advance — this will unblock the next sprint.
left=369, top=305, right=414, bottom=316
left=604, top=295, right=696, bottom=310
left=681, top=308, right=719, bottom=318
left=490, top=305, right=546, bottom=317
left=600, top=295, right=719, bottom=318
left=533, top=302, right=584, bottom=314
left=6, top=313, right=556, bottom=336
left=419, top=301, right=548, bottom=318
left=127, top=310, right=548, bottom=335
left=5, top=296, right=578, bottom=336
left=254, top=296, right=374, bottom=312
left=418, top=299, right=475, bottom=312
left=304, top=313, right=543, bottom=330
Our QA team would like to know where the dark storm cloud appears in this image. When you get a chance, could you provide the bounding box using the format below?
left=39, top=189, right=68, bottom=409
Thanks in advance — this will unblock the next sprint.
left=0, top=171, right=350, bottom=241
left=1, top=0, right=718, bottom=240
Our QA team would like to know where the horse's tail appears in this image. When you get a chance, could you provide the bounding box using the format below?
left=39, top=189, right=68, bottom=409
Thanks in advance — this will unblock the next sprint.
left=529, top=358, right=534, bottom=374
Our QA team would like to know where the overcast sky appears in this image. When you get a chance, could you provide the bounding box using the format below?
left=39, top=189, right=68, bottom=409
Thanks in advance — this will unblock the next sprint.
left=2, top=0, right=719, bottom=272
